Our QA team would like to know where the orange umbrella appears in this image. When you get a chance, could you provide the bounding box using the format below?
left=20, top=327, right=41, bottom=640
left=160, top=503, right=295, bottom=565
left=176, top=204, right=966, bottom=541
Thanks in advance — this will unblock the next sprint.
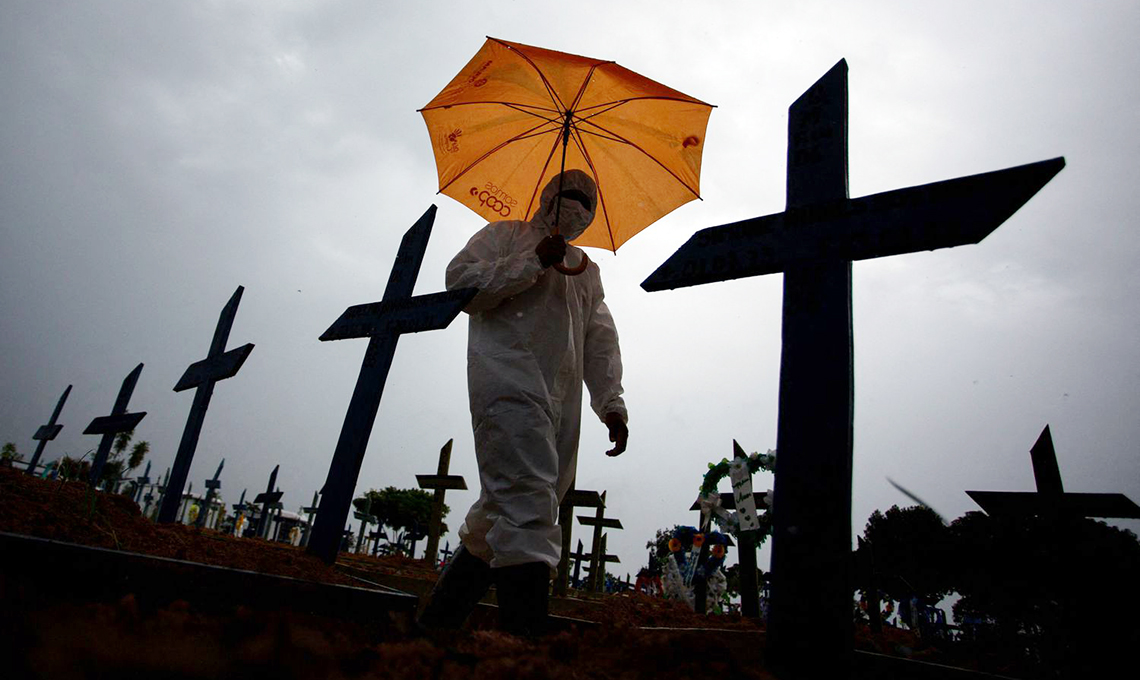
left=420, top=37, right=713, bottom=256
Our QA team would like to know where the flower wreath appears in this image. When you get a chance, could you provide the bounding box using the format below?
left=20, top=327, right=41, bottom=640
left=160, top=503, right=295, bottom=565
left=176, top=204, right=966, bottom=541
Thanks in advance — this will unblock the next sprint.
left=698, top=449, right=776, bottom=539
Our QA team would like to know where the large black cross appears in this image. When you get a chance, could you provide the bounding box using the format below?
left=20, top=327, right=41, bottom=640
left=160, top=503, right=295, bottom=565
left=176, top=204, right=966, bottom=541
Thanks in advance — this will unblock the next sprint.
left=642, top=60, right=1064, bottom=674
left=416, top=438, right=467, bottom=565
left=158, top=286, right=254, bottom=523
left=307, top=206, right=476, bottom=564
left=85, top=363, right=147, bottom=486
left=967, top=425, right=1140, bottom=519
left=26, top=384, right=71, bottom=475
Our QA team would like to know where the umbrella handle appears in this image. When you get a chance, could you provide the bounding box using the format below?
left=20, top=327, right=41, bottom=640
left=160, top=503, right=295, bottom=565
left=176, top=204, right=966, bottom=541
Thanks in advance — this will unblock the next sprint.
left=554, top=251, right=589, bottom=276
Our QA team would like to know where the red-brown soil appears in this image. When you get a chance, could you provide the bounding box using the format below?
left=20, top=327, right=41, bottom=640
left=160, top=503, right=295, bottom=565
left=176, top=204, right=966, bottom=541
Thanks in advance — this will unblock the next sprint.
left=1, top=467, right=951, bottom=679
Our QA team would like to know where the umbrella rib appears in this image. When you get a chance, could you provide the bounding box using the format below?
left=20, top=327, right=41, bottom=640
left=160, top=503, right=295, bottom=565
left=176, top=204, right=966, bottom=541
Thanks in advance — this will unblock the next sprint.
left=489, top=37, right=579, bottom=115
left=568, top=127, right=618, bottom=253
left=575, top=95, right=716, bottom=113
left=436, top=121, right=562, bottom=195
left=523, top=135, right=565, bottom=222
left=573, top=116, right=702, bottom=199
left=419, top=100, right=560, bottom=117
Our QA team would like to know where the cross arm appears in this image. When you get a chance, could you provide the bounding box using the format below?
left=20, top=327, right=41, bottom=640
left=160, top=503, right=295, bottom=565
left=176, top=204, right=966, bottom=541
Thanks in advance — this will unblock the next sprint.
left=174, top=343, right=255, bottom=392
left=84, top=412, right=147, bottom=436
left=561, top=489, right=604, bottom=508
left=253, top=491, right=284, bottom=505
left=34, top=424, right=64, bottom=441
left=416, top=474, right=468, bottom=490
left=642, top=157, right=1065, bottom=291
left=320, top=288, right=478, bottom=341
left=966, top=490, right=1140, bottom=519
left=578, top=516, right=623, bottom=529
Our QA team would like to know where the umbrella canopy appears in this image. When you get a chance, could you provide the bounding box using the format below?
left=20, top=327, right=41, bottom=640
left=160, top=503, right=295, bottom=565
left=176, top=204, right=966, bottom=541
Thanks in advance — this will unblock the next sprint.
left=420, top=38, right=713, bottom=252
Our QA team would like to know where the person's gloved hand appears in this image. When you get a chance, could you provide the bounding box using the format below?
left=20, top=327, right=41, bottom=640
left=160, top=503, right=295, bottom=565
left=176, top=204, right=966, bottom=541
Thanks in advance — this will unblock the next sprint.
left=604, top=412, right=628, bottom=457
left=535, top=234, right=567, bottom=268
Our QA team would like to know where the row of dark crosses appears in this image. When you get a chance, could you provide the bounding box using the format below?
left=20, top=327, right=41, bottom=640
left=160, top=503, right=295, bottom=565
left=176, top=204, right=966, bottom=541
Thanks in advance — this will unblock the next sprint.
left=576, top=490, right=624, bottom=593
left=643, top=58, right=1064, bottom=674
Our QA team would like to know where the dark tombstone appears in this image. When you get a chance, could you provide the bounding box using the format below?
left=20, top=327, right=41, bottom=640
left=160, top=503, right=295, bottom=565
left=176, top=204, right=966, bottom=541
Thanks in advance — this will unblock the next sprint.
left=555, top=486, right=603, bottom=596
left=416, top=439, right=467, bottom=565
left=966, top=425, right=1140, bottom=519
left=642, top=60, right=1064, bottom=674
left=85, top=364, right=147, bottom=486
left=577, top=491, right=623, bottom=592
left=26, top=385, right=71, bottom=475
left=158, top=286, right=254, bottom=524
left=307, top=206, right=477, bottom=564
left=253, top=465, right=284, bottom=539
left=353, top=497, right=378, bottom=554
left=300, top=490, right=320, bottom=547
left=195, top=459, right=225, bottom=529
left=132, top=461, right=152, bottom=504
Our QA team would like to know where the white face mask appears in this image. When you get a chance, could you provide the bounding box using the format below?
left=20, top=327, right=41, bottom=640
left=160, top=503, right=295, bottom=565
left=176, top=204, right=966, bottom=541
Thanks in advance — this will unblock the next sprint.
left=548, top=196, right=594, bottom=239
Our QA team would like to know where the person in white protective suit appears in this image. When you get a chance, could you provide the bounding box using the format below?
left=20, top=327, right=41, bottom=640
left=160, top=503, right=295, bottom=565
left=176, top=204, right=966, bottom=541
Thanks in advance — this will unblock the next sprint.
left=418, top=170, right=628, bottom=636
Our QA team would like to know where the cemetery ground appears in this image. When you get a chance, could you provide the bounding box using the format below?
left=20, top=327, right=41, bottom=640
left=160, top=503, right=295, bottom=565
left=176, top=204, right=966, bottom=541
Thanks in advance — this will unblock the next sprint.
left=3, top=467, right=1010, bottom=679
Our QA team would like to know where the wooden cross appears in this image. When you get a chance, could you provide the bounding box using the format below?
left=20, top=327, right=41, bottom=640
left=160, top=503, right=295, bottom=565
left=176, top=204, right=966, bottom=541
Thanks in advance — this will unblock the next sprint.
left=253, top=465, right=284, bottom=539
left=581, top=533, right=621, bottom=592
left=642, top=60, right=1064, bottom=672
left=555, top=485, right=603, bottom=596
left=307, top=206, right=476, bottom=564
left=159, top=286, right=254, bottom=524
left=26, top=384, right=71, bottom=475
left=300, top=490, right=320, bottom=547
left=577, top=491, right=623, bottom=592
left=416, top=438, right=467, bottom=565
left=353, top=497, right=378, bottom=553
left=178, top=482, right=194, bottom=523
left=967, top=425, right=1140, bottom=519
left=439, top=541, right=455, bottom=565
left=195, top=458, right=225, bottom=528
left=132, top=460, right=152, bottom=504
left=567, top=539, right=590, bottom=588
left=84, top=363, right=147, bottom=486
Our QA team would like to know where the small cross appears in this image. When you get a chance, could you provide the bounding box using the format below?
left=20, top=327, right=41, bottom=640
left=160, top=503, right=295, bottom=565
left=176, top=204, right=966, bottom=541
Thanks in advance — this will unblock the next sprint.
left=416, top=439, right=467, bottom=565
left=577, top=491, right=623, bottom=592
left=84, top=363, right=147, bottom=486
left=555, top=485, right=603, bottom=596
left=967, top=425, right=1140, bottom=519
left=307, top=206, right=476, bottom=564
left=195, top=459, right=225, bottom=528
left=581, top=533, right=621, bottom=592
left=353, top=497, right=378, bottom=553
left=26, top=384, right=71, bottom=475
left=159, top=286, right=254, bottom=524
left=132, top=460, right=152, bottom=504
left=253, top=465, right=284, bottom=539
left=300, top=490, right=321, bottom=547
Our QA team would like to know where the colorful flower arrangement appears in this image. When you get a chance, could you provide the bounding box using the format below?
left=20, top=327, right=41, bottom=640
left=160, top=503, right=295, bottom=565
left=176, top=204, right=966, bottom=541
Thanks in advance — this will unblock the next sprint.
left=659, top=525, right=733, bottom=613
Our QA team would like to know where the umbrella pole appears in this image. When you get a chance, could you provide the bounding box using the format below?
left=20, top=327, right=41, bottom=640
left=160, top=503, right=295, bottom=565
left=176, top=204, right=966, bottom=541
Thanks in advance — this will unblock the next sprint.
left=552, top=113, right=589, bottom=276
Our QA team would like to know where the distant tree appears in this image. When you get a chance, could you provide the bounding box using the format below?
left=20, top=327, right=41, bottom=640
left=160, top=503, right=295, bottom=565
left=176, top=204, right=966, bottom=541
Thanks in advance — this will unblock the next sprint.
left=353, top=486, right=447, bottom=548
left=1, top=442, right=23, bottom=465
left=855, top=504, right=953, bottom=604
left=948, top=511, right=1140, bottom=676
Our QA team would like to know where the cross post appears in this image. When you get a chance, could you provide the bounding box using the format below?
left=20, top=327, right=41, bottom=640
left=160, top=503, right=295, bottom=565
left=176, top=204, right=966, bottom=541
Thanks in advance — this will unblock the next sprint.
left=85, top=363, right=147, bottom=486
left=300, top=490, right=321, bottom=547
left=158, top=286, right=254, bottom=524
left=555, top=485, right=603, bottom=596
left=416, top=438, right=467, bottom=565
left=642, top=60, right=1064, bottom=674
left=253, top=465, right=284, bottom=539
left=26, top=385, right=71, bottom=475
left=307, top=206, right=477, bottom=564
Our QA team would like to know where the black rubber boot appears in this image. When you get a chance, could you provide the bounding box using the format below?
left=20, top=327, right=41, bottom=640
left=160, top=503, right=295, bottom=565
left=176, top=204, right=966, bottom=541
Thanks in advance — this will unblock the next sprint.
left=492, top=562, right=550, bottom=637
left=417, top=545, right=493, bottom=630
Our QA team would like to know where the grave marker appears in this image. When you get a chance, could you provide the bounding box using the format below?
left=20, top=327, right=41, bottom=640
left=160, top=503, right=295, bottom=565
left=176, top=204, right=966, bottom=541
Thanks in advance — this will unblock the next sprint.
left=133, top=461, right=152, bottom=505
left=195, top=459, right=225, bottom=529
left=158, top=286, right=254, bottom=523
left=307, top=206, right=477, bottom=564
left=642, top=60, right=1064, bottom=673
left=353, top=497, right=378, bottom=554
left=582, top=533, right=620, bottom=592
left=967, top=425, right=1140, bottom=519
left=253, top=465, right=283, bottom=539
left=568, top=539, right=589, bottom=588
left=84, top=363, right=147, bottom=486
left=555, top=486, right=603, bottom=596
left=578, top=491, right=623, bottom=592
left=416, top=438, right=467, bottom=565
left=301, top=490, right=320, bottom=547
left=26, top=385, right=71, bottom=475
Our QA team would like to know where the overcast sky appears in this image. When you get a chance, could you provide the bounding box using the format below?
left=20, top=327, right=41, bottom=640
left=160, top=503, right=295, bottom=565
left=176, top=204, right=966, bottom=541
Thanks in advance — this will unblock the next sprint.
left=3, top=0, right=1138, bottom=583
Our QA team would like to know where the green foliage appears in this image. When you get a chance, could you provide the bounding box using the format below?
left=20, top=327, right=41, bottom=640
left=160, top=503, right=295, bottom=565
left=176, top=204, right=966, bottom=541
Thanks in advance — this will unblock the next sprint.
left=1, top=442, right=23, bottom=462
left=857, top=504, right=953, bottom=603
left=353, top=486, right=448, bottom=538
left=127, top=441, right=149, bottom=470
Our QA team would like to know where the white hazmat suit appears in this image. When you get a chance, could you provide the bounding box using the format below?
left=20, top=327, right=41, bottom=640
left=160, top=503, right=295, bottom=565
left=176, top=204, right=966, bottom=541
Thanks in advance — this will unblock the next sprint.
left=446, top=170, right=627, bottom=572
